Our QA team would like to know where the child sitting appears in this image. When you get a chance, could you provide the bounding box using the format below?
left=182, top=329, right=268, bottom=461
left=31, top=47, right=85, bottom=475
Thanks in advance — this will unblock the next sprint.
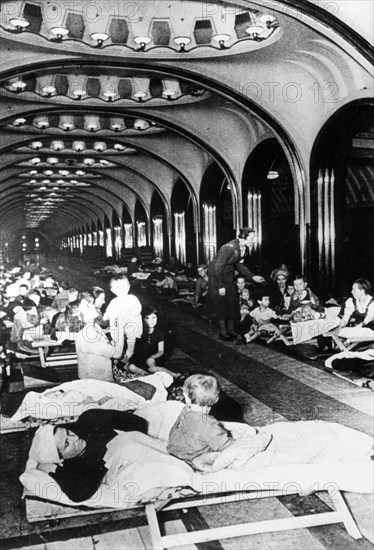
left=128, top=306, right=179, bottom=378
left=244, top=292, right=291, bottom=345
left=167, top=374, right=270, bottom=471
left=167, top=374, right=234, bottom=470
left=239, top=288, right=254, bottom=321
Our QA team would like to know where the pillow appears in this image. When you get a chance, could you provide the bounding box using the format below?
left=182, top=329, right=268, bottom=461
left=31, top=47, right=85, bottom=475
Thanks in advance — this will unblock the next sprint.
left=21, top=432, right=196, bottom=509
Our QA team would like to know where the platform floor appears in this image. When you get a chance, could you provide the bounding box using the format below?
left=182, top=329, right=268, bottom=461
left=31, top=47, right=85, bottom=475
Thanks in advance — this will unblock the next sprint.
left=0, top=257, right=373, bottom=550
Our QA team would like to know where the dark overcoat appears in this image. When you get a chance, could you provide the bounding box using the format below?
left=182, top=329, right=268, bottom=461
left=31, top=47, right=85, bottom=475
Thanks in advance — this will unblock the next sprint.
left=207, top=239, right=254, bottom=320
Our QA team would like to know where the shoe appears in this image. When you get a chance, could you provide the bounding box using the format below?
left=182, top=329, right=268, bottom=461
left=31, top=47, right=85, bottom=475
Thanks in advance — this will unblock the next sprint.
left=219, top=333, right=234, bottom=342
left=362, top=380, right=373, bottom=390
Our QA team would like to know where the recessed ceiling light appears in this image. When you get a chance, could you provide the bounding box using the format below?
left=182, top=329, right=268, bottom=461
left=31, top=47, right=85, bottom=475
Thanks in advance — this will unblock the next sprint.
left=13, top=118, right=26, bottom=126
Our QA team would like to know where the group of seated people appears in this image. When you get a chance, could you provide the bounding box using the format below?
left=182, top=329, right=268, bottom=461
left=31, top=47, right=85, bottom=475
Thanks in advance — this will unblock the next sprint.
left=1, top=262, right=373, bottom=509
left=228, top=265, right=374, bottom=351
left=0, top=264, right=180, bottom=384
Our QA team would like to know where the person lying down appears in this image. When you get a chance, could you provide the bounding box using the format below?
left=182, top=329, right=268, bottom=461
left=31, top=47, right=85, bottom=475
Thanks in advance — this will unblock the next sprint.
left=24, top=373, right=373, bottom=504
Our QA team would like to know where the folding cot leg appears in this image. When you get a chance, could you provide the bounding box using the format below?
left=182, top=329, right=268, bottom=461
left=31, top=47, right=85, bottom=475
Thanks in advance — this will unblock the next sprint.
left=145, top=503, right=164, bottom=550
left=38, top=346, right=47, bottom=368
left=331, top=489, right=362, bottom=539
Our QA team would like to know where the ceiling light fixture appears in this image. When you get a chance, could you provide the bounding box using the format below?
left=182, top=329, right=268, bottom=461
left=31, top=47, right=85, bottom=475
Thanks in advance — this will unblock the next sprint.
left=42, top=85, right=56, bottom=97
left=83, top=158, right=95, bottom=166
left=162, top=89, right=176, bottom=100
left=72, top=141, right=85, bottom=151
left=174, top=36, right=191, bottom=52
left=51, top=140, right=64, bottom=151
left=9, top=79, right=27, bottom=92
left=91, top=32, right=109, bottom=47
left=259, top=14, right=277, bottom=28
left=94, top=141, right=106, bottom=152
left=47, top=157, right=58, bottom=165
left=133, top=91, right=147, bottom=102
left=133, top=36, right=151, bottom=51
left=9, top=18, right=30, bottom=32
left=73, top=89, right=86, bottom=100
left=134, top=119, right=149, bottom=131
left=245, top=25, right=264, bottom=39
left=30, top=158, right=41, bottom=165
left=114, top=143, right=126, bottom=151
left=212, top=33, right=231, bottom=49
left=31, top=141, right=43, bottom=150
left=50, top=27, right=69, bottom=41
left=13, top=117, right=26, bottom=126
left=103, top=90, right=116, bottom=102
left=34, top=116, right=49, bottom=129
left=267, top=154, right=280, bottom=180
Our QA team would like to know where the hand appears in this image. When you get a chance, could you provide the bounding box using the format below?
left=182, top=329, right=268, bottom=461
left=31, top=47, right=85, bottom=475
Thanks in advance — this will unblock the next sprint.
left=146, top=357, right=156, bottom=368
left=218, top=287, right=226, bottom=296
left=253, top=275, right=265, bottom=284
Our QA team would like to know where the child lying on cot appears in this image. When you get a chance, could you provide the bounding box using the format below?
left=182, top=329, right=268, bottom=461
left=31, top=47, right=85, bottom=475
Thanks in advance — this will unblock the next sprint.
left=166, top=374, right=272, bottom=471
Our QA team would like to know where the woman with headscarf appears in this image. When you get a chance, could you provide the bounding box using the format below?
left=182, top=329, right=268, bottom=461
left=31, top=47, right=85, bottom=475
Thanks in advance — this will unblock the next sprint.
left=207, top=228, right=265, bottom=341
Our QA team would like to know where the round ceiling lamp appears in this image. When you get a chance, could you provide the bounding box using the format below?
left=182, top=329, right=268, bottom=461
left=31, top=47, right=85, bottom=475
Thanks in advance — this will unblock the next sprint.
left=245, top=26, right=264, bottom=39
left=9, top=18, right=30, bottom=32
left=42, top=85, right=56, bottom=97
left=91, top=32, right=109, bottom=47
left=13, top=117, right=26, bottom=126
left=133, top=36, right=151, bottom=51
left=212, top=34, right=231, bottom=49
left=51, top=140, right=64, bottom=151
left=72, top=141, right=86, bottom=152
left=173, top=36, right=191, bottom=52
left=50, top=27, right=69, bottom=40
left=94, top=142, right=106, bottom=152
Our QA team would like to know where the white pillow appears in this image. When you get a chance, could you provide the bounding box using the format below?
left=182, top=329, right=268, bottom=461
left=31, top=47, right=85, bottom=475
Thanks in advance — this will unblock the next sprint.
left=21, top=432, right=195, bottom=509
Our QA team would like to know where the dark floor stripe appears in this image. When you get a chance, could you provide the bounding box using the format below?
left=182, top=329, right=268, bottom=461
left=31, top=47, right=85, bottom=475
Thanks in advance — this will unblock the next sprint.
left=165, top=508, right=225, bottom=550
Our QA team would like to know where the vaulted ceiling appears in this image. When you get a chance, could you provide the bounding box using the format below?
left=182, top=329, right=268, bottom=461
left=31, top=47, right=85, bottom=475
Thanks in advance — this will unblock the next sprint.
left=0, top=0, right=372, bottom=242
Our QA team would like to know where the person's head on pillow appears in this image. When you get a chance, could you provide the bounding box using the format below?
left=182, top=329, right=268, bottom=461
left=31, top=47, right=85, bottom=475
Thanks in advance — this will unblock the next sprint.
left=53, top=425, right=87, bottom=460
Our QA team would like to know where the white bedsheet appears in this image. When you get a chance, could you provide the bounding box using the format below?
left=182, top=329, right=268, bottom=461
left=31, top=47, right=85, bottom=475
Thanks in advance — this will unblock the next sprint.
left=11, top=373, right=173, bottom=422
left=21, top=421, right=373, bottom=509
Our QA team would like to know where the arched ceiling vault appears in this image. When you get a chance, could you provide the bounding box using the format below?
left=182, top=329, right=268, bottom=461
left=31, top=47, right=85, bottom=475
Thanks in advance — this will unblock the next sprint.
left=0, top=0, right=372, bottom=240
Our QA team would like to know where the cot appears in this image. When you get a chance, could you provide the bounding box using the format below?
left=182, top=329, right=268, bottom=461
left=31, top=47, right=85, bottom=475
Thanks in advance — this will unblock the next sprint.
left=21, top=421, right=373, bottom=549
left=24, top=482, right=362, bottom=550
left=31, top=331, right=77, bottom=368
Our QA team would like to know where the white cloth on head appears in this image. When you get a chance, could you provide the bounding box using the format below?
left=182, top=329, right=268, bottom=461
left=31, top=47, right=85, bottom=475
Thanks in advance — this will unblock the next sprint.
left=28, top=425, right=61, bottom=464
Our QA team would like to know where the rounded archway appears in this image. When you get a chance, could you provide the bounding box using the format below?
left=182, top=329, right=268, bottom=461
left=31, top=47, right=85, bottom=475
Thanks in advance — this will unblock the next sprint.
left=200, top=162, right=235, bottom=264
left=242, top=139, right=297, bottom=277
left=310, top=99, right=374, bottom=295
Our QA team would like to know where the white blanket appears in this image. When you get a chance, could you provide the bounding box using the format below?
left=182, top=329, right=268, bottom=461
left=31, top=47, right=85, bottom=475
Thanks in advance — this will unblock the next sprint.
left=11, top=373, right=173, bottom=422
left=21, top=420, right=373, bottom=509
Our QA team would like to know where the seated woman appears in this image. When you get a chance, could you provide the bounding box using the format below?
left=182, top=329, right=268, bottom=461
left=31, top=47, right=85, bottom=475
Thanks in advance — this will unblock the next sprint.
left=127, top=306, right=179, bottom=379
left=75, top=292, right=125, bottom=382
left=331, top=278, right=374, bottom=346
